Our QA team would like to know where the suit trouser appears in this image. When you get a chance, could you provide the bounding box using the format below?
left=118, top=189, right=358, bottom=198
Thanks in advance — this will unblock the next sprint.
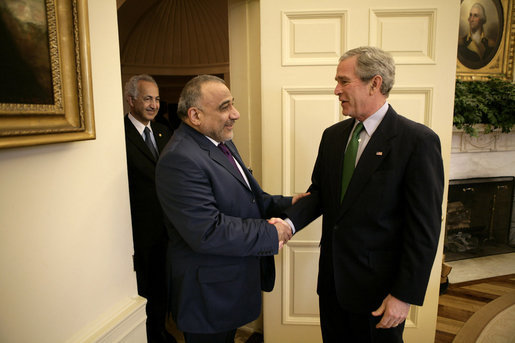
left=319, top=287, right=405, bottom=343
left=183, top=329, right=237, bottom=343
left=135, top=242, right=172, bottom=343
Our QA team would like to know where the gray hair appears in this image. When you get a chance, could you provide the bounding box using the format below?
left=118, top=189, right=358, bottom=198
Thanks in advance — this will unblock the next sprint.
left=340, top=46, right=395, bottom=96
left=471, top=3, right=487, bottom=23
left=124, top=74, right=158, bottom=102
left=177, top=75, right=226, bottom=119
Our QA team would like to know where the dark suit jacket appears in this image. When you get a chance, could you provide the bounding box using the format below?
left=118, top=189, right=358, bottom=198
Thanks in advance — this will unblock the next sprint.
left=458, top=33, right=496, bottom=69
left=284, top=105, right=444, bottom=313
left=124, top=115, right=171, bottom=253
left=156, top=122, right=292, bottom=334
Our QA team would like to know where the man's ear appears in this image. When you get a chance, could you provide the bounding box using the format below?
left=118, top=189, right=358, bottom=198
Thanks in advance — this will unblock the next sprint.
left=369, top=75, right=383, bottom=94
left=127, top=96, right=135, bottom=107
left=187, top=107, right=201, bottom=126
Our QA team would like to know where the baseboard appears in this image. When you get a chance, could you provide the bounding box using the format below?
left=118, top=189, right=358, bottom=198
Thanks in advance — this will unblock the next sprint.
left=66, top=296, right=147, bottom=343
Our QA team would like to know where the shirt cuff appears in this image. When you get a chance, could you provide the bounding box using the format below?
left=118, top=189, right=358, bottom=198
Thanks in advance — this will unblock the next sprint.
left=284, top=218, right=296, bottom=234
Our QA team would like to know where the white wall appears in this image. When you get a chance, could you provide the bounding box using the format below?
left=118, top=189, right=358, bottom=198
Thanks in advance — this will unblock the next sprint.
left=0, top=1, right=143, bottom=342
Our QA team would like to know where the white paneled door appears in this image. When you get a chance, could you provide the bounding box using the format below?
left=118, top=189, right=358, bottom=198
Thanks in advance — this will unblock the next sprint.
left=259, top=0, right=460, bottom=342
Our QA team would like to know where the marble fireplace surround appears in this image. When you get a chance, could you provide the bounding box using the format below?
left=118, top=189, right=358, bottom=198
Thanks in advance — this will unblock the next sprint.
left=449, top=128, right=515, bottom=246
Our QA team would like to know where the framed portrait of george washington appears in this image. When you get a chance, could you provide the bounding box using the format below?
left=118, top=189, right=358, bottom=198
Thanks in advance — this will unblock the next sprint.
left=0, top=0, right=95, bottom=149
left=457, top=0, right=514, bottom=80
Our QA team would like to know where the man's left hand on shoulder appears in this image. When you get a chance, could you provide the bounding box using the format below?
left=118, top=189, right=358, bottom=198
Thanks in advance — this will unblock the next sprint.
left=292, top=192, right=310, bottom=205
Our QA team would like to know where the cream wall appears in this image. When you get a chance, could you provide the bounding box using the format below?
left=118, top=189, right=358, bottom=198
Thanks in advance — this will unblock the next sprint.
left=0, top=1, right=143, bottom=342
left=229, top=0, right=262, bottom=182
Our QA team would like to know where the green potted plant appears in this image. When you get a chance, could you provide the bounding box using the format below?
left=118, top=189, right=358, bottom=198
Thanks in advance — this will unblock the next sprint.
left=453, top=77, right=515, bottom=136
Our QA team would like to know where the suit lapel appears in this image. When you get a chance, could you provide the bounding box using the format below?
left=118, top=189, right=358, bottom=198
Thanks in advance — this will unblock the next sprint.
left=339, top=106, right=398, bottom=215
left=181, top=124, right=251, bottom=191
left=333, top=119, right=355, bottom=206
left=225, top=140, right=255, bottom=191
left=213, top=145, right=249, bottom=189
left=225, top=140, right=267, bottom=215
left=125, top=116, right=156, bottom=162
left=150, top=122, right=168, bottom=153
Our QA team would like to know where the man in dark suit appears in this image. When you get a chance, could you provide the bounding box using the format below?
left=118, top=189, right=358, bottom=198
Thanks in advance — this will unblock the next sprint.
left=155, top=75, right=303, bottom=343
left=280, top=47, right=444, bottom=342
left=123, top=74, right=176, bottom=343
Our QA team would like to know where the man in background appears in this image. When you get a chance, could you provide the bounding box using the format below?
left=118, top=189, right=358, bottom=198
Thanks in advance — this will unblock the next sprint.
left=156, top=75, right=304, bottom=343
left=124, top=74, right=176, bottom=343
left=281, top=47, right=444, bottom=342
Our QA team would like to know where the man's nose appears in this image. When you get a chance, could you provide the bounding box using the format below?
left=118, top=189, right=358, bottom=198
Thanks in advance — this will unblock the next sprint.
left=230, top=107, right=240, bottom=120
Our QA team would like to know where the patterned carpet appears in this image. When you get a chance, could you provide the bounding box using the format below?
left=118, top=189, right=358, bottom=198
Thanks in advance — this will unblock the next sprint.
left=435, top=274, right=515, bottom=342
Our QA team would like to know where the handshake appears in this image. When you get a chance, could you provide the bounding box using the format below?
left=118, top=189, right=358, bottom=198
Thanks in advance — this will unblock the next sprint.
left=268, top=191, right=310, bottom=250
left=268, top=217, right=292, bottom=250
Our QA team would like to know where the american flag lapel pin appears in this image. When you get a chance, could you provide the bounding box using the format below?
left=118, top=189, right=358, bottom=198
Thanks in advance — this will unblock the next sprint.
left=376, top=152, right=383, bottom=156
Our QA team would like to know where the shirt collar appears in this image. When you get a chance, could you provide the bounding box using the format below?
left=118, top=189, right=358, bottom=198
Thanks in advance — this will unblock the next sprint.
left=359, top=101, right=388, bottom=136
left=128, top=113, right=152, bottom=136
left=205, top=136, right=221, bottom=146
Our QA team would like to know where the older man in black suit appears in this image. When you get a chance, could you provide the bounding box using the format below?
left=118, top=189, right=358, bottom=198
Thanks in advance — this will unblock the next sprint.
left=156, top=75, right=305, bottom=343
left=279, top=47, right=444, bottom=342
left=124, top=74, right=176, bottom=343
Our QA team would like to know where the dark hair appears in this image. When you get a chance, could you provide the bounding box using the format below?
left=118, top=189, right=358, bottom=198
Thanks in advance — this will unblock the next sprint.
left=176, top=75, right=226, bottom=119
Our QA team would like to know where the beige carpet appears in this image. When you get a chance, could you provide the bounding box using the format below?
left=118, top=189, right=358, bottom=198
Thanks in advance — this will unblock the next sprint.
left=453, top=291, right=515, bottom=342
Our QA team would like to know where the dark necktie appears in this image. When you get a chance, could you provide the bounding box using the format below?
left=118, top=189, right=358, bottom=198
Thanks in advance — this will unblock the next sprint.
left=341, top=122, right=364, bottom=202
left=144, top=127, right=158, bottom=159
left=218, top=142, right=241, bottom=175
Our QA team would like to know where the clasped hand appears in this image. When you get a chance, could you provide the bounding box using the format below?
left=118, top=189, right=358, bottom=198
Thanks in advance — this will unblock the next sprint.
left=268, top=218, right=292, bottom=250
left=268, top=192, right=310, bottom=250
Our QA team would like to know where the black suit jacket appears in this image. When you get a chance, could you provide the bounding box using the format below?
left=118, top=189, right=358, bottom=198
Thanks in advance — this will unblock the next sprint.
left=285, top=105, right=444, bottom=312
left=124, top=115, right=171, bottom=252
left=156, top=123, right=292, bottom=334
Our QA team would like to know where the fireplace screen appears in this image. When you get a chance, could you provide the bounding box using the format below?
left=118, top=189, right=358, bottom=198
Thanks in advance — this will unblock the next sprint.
left=444, top=177, right=515, bottom=261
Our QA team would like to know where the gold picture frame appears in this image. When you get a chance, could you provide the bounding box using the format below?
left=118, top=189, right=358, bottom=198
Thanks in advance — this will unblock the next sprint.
left=457, top=0, right=514, bottom=80
left=0, top=0, right=94, bottom=149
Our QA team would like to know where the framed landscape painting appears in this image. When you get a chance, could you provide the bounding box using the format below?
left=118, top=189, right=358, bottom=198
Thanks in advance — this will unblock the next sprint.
left=0, top=0, right=95, bottom=149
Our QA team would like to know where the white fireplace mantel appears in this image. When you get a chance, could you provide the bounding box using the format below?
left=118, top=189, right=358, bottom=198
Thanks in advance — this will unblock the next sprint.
left=449, top=127, right=515, bottom=245
left=452, top=126, right=515, bottom=153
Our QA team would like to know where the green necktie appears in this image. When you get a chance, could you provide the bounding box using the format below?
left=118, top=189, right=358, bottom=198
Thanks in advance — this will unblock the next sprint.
left=341, top=122, right=364, bottom=202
